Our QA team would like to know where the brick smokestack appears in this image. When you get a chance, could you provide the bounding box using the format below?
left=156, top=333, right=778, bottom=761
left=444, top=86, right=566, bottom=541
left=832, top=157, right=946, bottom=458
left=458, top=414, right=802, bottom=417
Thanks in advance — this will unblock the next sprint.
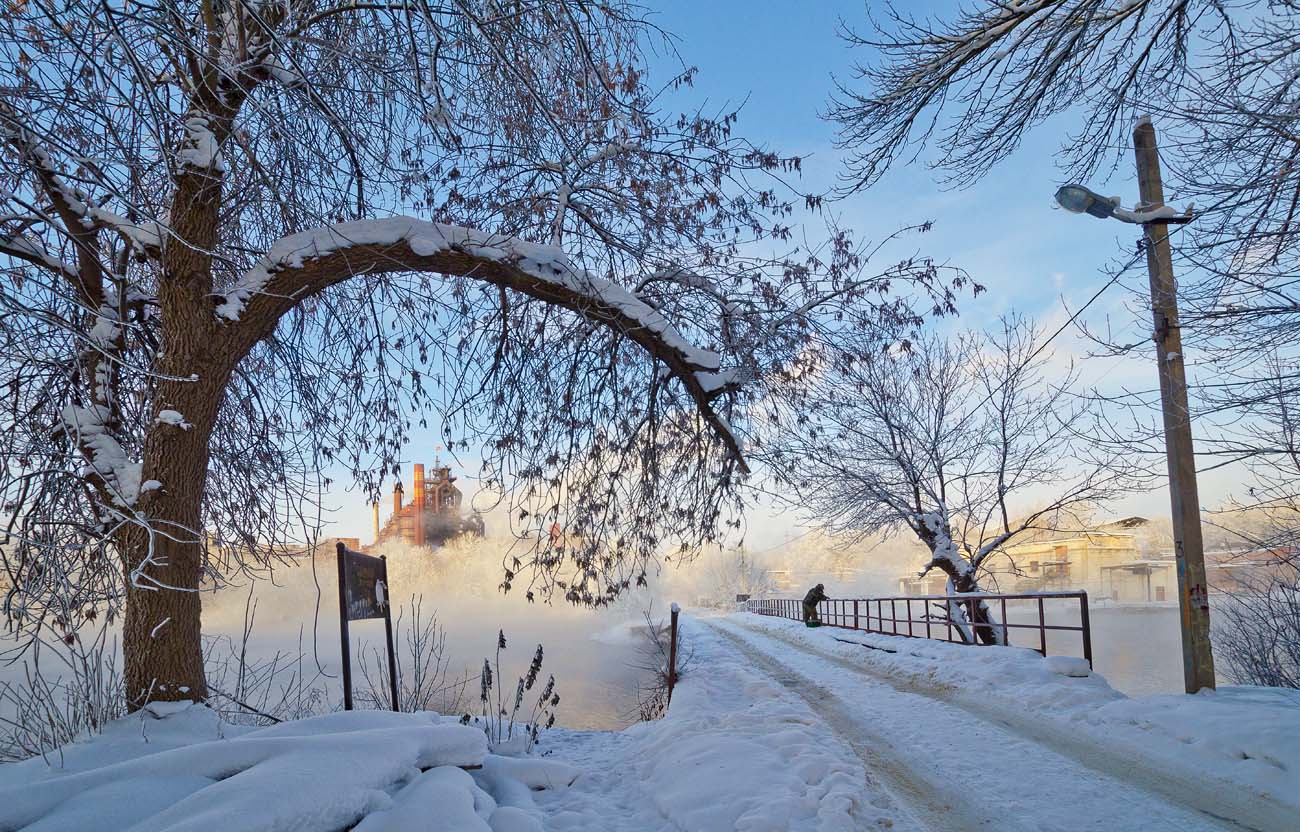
left=413, top=464, right=426, bottom=547
left=371, top=501, right=380, bottom=544
left=392, top=480, right=403, bottom=517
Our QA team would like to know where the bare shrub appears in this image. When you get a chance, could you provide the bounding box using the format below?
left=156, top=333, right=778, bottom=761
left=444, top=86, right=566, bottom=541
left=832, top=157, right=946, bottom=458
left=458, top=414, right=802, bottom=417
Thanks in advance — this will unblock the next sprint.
left=202, top=630, right=330, bottom=726
left=199, top=586, right=330, bottom=725
left=1216, top=561, right=1300, bottom=690
left=0, top=625, right=123, bottom=763
left=355, top=597, right=468, bottom=714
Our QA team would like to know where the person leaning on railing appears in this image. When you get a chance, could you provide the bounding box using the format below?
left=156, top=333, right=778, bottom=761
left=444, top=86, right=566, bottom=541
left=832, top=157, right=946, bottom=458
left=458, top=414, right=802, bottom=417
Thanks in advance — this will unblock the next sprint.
left=802, top=583, right=827, bottom=624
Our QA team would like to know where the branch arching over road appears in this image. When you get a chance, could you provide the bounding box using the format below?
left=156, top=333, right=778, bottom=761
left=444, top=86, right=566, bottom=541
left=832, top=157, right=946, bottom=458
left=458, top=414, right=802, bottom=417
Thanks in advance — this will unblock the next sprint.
left=219, top=217, right=748, bottom=472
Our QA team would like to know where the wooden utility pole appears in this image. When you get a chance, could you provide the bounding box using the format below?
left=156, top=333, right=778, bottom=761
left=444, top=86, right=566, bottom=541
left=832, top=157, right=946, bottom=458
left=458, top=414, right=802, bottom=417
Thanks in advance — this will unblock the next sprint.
left=1133, top=118, right=1216, bottom=693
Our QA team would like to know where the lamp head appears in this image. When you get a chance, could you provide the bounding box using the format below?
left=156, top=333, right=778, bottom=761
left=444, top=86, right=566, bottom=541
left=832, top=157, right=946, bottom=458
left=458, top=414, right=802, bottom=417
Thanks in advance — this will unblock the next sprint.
left=1055, top=184, right=1120, bottom=219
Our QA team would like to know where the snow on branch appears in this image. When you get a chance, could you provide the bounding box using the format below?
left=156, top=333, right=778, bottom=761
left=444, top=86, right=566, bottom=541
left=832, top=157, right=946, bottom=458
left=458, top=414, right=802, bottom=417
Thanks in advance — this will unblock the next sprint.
left=217, top=217, right=747, bottom=468
left=58, top=404, right=142, bottom=508
left=0, top=234, right=78, bottom=281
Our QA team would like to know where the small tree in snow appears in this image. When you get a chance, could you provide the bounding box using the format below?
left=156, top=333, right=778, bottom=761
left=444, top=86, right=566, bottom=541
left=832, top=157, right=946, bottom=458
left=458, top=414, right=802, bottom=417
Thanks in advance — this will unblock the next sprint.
left=765, top=316, right=1140, bottom=644
left=0, top=2, right=959, bottom=707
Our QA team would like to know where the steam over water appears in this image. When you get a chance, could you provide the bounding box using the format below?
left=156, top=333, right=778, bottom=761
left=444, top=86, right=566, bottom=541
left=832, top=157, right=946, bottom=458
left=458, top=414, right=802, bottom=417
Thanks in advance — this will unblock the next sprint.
left=1003, top=604, right=1208, bottom=695
left=0, top=533, right=1221, bottom=735
left=200, top=538, right=660, bottom=730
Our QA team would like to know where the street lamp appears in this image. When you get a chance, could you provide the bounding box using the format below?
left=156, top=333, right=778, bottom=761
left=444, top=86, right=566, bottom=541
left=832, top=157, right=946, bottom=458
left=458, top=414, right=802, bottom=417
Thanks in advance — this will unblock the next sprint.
left=1053, top=119, right=1216, bottom=694
left=1055, top=183, right=1194, bottom=225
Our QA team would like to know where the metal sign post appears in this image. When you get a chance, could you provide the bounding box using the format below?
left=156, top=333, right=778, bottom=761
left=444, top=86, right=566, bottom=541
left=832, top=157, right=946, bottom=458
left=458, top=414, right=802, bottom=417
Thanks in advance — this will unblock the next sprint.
left=336, top=541, right=400, bottom=711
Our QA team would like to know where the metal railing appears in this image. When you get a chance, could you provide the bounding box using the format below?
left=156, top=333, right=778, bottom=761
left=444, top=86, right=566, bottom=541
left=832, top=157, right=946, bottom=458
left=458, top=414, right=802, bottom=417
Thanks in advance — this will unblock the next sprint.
left=747, top=591, right=1092, bottom=667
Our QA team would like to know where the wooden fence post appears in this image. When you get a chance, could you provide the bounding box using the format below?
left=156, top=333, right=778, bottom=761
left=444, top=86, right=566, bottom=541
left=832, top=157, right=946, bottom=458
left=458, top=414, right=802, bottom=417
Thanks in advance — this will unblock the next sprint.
left=336, top=543, right=354, bottom=711
left=666, top=602, right=680, bottom=707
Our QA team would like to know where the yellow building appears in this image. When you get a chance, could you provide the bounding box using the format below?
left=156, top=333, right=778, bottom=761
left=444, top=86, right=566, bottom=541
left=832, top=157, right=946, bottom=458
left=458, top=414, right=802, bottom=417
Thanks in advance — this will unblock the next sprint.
left=897, top=519, right=1177, bottom=602
left=988, top=531, right=1174, bottom=602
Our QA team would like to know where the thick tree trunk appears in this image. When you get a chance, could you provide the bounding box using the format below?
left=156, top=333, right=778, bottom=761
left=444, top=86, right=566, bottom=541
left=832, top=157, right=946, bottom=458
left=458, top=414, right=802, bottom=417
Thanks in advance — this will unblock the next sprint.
left=122, top=368, right=225, bottom=707
left=122, top=117, right=228, bottom=710
left=922, top=552, right=1004, bottom=647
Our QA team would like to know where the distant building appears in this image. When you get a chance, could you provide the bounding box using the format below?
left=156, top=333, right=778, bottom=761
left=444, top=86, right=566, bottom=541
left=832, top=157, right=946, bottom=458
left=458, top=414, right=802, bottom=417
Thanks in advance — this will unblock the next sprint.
left=1203, top=547, right=1292, bottom=591
left=896, top=517, right=1179, bottom=602
left=373, top=463, right=484, bottom=549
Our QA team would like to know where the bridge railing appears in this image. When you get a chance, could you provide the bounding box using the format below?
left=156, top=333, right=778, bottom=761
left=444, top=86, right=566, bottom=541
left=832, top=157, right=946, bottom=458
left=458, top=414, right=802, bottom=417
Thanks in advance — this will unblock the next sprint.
left=746, top=591, right=1092, bottom=667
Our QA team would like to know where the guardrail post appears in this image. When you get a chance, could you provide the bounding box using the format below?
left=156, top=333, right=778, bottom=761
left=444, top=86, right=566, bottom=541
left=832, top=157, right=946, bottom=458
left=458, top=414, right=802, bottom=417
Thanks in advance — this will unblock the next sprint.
left=667, top=602, right=680, bottom=706
left=1080, top=592, right=1093, bottom=668
left=1038, top=596, right=1047, bottom=657
left=853, top=599, right=859, bottom=630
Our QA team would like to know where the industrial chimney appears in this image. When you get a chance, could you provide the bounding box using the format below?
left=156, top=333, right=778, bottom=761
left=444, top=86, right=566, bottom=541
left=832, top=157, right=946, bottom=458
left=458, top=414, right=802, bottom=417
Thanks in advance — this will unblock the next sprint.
left=371, top=500, right=380, bottom=544
left=392, top=480, right=403, bottom=517
left=412, top=464, right=426, bottom=547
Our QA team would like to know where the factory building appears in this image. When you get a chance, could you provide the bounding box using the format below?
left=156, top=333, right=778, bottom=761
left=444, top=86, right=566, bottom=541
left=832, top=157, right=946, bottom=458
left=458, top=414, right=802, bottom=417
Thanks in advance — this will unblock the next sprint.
left=372, top=462, right=484, bottom=549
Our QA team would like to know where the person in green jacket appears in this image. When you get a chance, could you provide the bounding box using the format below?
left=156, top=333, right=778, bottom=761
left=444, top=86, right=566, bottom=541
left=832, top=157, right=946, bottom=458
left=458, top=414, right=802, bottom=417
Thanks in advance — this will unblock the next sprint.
left=802, top=583, right=827, bottom=625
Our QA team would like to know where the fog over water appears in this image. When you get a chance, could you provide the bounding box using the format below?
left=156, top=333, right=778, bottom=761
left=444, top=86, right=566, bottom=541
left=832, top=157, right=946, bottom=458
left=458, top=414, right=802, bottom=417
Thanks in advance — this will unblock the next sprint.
left=1, top=533, right=1223, bottom=736
left=200, top=536, right=663, bottom=730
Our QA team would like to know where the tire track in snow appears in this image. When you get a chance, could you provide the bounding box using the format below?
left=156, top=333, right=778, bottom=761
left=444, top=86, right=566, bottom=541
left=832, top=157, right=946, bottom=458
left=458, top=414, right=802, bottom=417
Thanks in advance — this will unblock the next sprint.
left=706, top=623, right=990, bottom=832
left=706, top=617, right=1245, bottom=832
left=722, top=616, right=1288, bottom=832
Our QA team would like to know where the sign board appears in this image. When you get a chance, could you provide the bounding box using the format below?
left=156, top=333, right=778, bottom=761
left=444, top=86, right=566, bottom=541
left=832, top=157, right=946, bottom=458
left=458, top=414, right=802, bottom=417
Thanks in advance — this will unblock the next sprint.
left=342, top=550, right=389, bottom=621
left=336, top=542, right=399, bottom=711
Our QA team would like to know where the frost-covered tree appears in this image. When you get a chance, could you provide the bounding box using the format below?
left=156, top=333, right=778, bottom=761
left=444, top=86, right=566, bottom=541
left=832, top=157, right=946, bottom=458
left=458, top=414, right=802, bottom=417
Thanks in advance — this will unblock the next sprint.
left=699, top=546, right=774, bottom=606
left=0, top=2, right=958, bottom=707
left=765, top=317, right=1140, bottom=644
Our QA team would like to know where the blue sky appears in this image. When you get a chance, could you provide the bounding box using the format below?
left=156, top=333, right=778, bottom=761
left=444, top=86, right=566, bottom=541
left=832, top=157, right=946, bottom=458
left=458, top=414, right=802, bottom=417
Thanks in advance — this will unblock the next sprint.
left=647, top=0, right=1139, bottom=320
left=325, top=1, right=1220, bottom=546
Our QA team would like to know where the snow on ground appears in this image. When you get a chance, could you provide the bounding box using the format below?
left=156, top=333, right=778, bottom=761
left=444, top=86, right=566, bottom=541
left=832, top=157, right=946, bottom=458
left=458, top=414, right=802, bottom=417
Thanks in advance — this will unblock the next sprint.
left=536, top=619, right=919, bottom=831
left=0, top=620, right=916, bottom=831
left=717, top=611, right=1300, bottom=832
left=0, top=705, right=572, bottom=832
left=3, top=612, right=1297, bottom=831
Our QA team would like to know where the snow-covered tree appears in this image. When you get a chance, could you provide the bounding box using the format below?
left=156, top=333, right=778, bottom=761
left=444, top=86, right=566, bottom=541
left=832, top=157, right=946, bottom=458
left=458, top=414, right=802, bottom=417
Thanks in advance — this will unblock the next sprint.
left=0, top=2, right=959, bottom=707
left=765, top=316, right=1141, bottom=644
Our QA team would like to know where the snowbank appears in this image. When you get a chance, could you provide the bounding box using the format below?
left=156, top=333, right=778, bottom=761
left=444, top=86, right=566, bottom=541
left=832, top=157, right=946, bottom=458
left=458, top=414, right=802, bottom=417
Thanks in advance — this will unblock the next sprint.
left=734, top=612, right=1300, bottom=819
left=0, top=704, right=580, bottom=832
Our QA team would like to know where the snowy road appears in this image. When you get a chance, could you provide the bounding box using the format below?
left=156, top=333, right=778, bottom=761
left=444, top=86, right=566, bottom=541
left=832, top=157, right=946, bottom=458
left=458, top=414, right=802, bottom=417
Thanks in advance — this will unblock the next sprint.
left=704, top=616, right=1260, bottom=832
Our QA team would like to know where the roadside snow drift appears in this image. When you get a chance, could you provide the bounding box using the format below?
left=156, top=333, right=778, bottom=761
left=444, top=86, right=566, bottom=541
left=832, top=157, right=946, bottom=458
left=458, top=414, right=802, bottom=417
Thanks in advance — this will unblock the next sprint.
left=0, top=705, right=575, bottom=832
